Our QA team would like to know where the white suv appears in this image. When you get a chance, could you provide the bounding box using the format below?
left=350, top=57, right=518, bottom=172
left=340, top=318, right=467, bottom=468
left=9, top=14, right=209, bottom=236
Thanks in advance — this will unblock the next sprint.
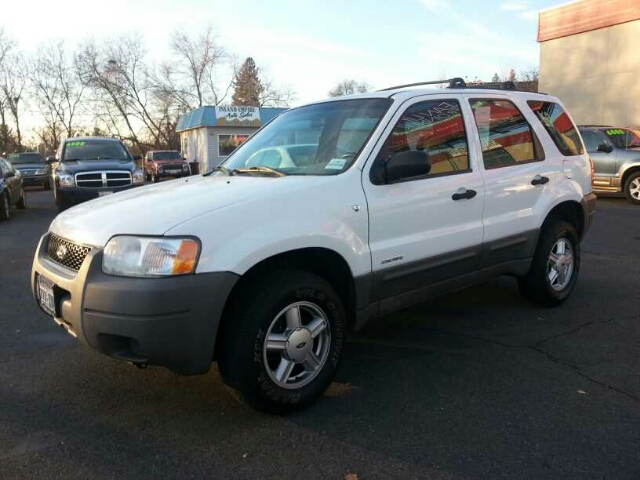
left=32, top=79, right=596, bottom=413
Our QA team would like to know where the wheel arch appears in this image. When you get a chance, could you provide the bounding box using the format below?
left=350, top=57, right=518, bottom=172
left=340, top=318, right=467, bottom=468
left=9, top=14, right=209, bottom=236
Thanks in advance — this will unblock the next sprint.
left=214, top=247, right=358, bottom=359
left=544, top=200, right=585, bottom=239
left=621, top=164, right=640, bottom=190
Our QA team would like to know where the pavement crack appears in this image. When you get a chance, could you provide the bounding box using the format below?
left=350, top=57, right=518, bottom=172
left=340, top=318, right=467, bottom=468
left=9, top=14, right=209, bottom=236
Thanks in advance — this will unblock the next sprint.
left=433, top=323, right=640, bottom=404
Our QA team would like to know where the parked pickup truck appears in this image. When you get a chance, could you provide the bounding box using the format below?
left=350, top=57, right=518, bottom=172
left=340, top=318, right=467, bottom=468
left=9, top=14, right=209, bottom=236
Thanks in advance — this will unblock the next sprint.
left=50, top=137, right=145, bottom=211
left=32, top=79, right=596, bottom=413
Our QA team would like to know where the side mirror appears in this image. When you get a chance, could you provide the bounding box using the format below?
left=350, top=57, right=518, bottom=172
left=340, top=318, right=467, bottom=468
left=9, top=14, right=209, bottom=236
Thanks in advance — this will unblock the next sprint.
left=385, top=150, right=431, bottom=184
left=597, top=144, right=613, bottom=153
left=46, top=156, right=56, bottom=164
left=133, top=154, right=142, bottom=161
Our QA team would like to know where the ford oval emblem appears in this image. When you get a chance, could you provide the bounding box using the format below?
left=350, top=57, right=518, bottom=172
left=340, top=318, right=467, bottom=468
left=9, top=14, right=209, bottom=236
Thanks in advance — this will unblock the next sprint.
left=56, top=244, right=68, bottom=261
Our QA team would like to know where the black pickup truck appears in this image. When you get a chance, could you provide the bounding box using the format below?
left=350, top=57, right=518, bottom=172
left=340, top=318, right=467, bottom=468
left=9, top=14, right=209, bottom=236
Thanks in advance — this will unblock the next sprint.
left=51, top=137, right=145, bottom=211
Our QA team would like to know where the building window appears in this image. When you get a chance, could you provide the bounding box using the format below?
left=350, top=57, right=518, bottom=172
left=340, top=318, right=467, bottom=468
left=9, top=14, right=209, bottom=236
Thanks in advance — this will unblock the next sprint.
left=218, top=134, right=250, bottom=157
left=470, top=99, right=540, bottom=170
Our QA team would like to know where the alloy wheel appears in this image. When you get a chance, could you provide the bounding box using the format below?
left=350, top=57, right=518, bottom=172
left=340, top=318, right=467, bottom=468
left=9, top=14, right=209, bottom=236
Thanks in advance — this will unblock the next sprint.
left=629, top=178, right=640, bottom=201
left=262, top=301, right=331, bottom=389
left=547, top=238, right=574, bottom=291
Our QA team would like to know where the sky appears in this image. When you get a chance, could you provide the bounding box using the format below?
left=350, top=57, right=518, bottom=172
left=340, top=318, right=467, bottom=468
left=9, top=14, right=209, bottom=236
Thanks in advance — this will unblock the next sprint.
left=2, top=0, right=561, bottom=117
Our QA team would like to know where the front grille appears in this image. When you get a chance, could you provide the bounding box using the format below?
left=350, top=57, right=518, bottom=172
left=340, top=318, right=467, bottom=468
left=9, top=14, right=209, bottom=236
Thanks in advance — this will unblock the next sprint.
left=75, top=171, right=132, bottom=188
left=46, top=234, right=91, bottom=271
left=20, top=169, right=37, bottom=175
left=160, top=163, right=186, bottom=171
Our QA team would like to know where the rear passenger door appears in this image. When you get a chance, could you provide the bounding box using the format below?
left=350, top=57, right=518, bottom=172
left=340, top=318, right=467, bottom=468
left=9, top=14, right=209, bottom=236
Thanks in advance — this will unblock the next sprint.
left=581, top=129, right=618, bottom=176
left=363, top=96, right=485, bottom=309
left=467, top=96, right=552, bottom=268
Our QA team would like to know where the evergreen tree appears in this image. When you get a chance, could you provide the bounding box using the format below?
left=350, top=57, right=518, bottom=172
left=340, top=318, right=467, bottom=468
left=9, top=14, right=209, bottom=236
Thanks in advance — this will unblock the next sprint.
left=232, top=57, right=264, bottom=106
left=491, top=73, right=500, bottom=83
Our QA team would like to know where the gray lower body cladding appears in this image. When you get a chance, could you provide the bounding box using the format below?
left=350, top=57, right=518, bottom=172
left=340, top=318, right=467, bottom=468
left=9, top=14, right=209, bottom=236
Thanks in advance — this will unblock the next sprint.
left=31, top=234, right=238, bottom=375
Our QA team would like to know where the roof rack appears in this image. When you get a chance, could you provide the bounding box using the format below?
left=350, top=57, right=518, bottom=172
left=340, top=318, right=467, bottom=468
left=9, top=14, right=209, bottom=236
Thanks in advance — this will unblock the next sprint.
left=378, top=77, right=518, bottom=92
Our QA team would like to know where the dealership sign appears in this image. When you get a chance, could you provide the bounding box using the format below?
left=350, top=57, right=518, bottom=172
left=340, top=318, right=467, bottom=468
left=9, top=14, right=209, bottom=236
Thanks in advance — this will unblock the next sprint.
left=215, top=106, right=261, bottom=127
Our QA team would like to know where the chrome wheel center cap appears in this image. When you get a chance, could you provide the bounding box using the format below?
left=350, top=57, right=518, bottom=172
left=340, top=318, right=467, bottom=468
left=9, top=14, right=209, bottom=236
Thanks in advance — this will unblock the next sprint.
left=286, top=328, right=312, bottom=363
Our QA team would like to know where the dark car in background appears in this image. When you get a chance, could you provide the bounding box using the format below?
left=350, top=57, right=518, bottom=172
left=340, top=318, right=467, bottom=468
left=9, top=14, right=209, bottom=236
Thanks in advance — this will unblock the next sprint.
left=51, top=137, right=145, bottom=212
left=579, top=126, right=640, bottom=204
left=7, top=152, right=51, bottom=190
left=0, top=157, right=26, bottom=220
left=144, top=150, right=190, bottom=182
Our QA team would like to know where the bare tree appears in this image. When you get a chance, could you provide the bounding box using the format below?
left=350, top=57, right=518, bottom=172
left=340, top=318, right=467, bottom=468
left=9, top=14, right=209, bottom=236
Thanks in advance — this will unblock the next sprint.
left=0, top=54, right=27, bottom=149
left=328, top=79, right=370, bottom=97
left=167, top=26, right=226, bottom=108
left=29, top=41, right=86, bottom=146
left=259, top=77, right=295, bottom=107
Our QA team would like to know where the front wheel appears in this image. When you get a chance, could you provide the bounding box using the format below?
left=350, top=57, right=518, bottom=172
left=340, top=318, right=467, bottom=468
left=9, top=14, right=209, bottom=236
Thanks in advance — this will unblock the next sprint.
left=16, top=188, right=26, bottom=209
left=518, top=220, right=580, bottom=306
left=0, top=192, right=10, bottom=220
left=218, top=269, right=346, bottom=414
left=623, top=171, right=640, bottom=205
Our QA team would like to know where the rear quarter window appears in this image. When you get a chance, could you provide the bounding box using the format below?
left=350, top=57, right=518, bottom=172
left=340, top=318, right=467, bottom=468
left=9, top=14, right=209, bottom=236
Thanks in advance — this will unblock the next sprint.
left=527, top=101, right=584, bottom=156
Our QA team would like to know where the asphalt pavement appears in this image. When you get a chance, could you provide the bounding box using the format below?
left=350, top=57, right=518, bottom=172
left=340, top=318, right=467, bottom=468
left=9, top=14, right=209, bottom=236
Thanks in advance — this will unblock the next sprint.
left=1, top=188, right=639, bottom=479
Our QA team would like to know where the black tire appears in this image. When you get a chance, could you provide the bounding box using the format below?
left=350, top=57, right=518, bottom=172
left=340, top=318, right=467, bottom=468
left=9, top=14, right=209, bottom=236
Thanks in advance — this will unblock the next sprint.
left=218, top=269, right=346, bottom=414
left=518, top=219, right=580, bottom=306
left=16, top=188, right=26, bottom=209
left=151, top=171, right=159, bottom=183
left=623, top=171, right=640, bottom=205
left=44, top=180, right=51, bottom=191
left=0, top=192, right=10, bottom=220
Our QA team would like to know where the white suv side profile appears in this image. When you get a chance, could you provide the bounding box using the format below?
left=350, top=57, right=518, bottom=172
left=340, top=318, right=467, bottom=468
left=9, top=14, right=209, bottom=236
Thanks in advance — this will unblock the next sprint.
left=32, top=79, right=596, bottom=413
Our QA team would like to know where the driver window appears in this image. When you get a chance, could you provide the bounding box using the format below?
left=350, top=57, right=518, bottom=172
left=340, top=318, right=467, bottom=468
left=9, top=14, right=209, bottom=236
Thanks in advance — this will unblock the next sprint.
left=371, top=99, right=470, bottom=184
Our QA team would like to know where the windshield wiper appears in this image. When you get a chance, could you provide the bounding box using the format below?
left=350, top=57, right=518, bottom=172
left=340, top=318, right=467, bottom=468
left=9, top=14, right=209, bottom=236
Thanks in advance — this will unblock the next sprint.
left=204, top=165, right=231, bottom=176
left=231, top=166, right=286, bottom=177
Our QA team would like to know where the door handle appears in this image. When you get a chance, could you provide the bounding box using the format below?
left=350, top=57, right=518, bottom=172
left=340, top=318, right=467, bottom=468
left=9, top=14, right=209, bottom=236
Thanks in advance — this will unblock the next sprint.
left=531, top=175, right=549, bottom=186
left=452, top=188, right=477, bottom=201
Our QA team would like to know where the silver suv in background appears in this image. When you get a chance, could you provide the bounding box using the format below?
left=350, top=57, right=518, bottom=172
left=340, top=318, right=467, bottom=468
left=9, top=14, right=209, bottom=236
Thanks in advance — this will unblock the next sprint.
left=579, top=126, right=640, bottom=204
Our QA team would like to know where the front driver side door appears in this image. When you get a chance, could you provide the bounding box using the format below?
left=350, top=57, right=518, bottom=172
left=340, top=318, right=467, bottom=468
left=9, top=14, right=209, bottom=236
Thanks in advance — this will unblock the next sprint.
left=582, top=129, right=618, bottom=176
left=363, top=96, right=485, bottom=314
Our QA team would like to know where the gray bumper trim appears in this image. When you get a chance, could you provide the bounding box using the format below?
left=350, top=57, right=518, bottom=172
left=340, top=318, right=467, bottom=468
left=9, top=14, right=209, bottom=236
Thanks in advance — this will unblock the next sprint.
left=31, top=233, right=238, bottom=375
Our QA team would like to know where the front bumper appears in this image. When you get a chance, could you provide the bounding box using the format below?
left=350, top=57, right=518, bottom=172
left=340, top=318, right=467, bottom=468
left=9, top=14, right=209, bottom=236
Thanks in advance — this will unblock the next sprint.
left=31, top=233, right=239, bottom=374
left=22, top=174, right=49, bottom=186
left=57, top=184, right=141, bottom=205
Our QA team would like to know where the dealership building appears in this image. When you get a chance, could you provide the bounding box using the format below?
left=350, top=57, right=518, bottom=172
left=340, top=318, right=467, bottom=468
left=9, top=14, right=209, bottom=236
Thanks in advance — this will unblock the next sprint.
left=176, top=105, right=286, bottom=173
left=538, top=0, right=640, bottom=127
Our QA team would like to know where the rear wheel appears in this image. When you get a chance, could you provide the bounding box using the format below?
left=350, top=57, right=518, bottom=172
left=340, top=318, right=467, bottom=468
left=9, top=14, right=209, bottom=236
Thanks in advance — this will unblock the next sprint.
left=518, top=219, right=580, bottom=306
left=218, top=269, right=346, bottom=414
left=16, top=188, right=26, bottom=209
left=0, top=192, right=10, bottom=220
left=623, top=171, right=640, bottom=205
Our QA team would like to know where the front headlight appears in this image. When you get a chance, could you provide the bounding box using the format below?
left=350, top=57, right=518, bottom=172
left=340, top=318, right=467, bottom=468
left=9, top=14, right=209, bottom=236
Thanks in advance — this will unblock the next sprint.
left=132, top=170, right=145, bottom=185
left=35, top=168, right=47, bottom=175
left=103, top=236, right=200, bottom=277
left=57, top=173, right=75, bottom=187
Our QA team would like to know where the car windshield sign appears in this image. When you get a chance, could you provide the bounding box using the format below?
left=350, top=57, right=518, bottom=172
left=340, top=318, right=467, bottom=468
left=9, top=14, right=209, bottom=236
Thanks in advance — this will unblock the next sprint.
left=8, top=153, right=45, bottom=164
left=604, top=128, right=640, bottom=149
left=220, top=98, right=392, bottom=176
left=63, top=140, right=130, bottom=161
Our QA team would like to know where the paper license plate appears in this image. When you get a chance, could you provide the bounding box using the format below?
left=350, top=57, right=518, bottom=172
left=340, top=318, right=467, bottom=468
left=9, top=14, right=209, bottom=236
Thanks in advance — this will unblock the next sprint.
left=98, top=191, right=113, bottom=197
left=37, top=274, right=56, bottom=317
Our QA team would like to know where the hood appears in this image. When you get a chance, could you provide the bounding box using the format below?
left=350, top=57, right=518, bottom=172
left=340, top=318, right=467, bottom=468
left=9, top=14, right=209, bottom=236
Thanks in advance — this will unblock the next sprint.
left=57, top=159, right=136, bottom=174
left=49, top=174, right=300, bottom=247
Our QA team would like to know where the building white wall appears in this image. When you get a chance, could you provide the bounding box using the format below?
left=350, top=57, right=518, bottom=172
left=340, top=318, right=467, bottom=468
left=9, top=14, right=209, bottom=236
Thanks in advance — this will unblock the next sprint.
left=539, top=20, right=640, bottom=128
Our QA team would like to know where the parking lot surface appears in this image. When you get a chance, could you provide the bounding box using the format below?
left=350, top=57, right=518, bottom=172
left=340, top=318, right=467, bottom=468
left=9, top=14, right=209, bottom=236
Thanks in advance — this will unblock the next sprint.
left=1, top=189, right=639, bottom=479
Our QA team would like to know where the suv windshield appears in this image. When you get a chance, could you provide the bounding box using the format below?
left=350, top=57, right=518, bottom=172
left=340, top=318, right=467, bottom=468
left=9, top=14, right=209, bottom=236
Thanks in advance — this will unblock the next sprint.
left=221, top=98, right=391, bottom=176
left=8, top=153, right=45, bottom=164
left=603, top=128, right=640, bottom=149
left=63, top=140, right=130, bottom=161
left=152, top=151, right=182, bottom=160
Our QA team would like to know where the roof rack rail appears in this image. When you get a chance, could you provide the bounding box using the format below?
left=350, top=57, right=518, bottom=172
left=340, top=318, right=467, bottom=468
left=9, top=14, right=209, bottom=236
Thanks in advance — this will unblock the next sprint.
left=378, top=77, right=519, bottom=92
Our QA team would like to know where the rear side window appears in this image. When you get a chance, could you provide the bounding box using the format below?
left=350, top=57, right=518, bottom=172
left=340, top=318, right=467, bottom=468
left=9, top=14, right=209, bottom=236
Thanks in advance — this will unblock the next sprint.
left=470, top=99, right=540, bottom=170
left=527, top=101, right=584, bottom=156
